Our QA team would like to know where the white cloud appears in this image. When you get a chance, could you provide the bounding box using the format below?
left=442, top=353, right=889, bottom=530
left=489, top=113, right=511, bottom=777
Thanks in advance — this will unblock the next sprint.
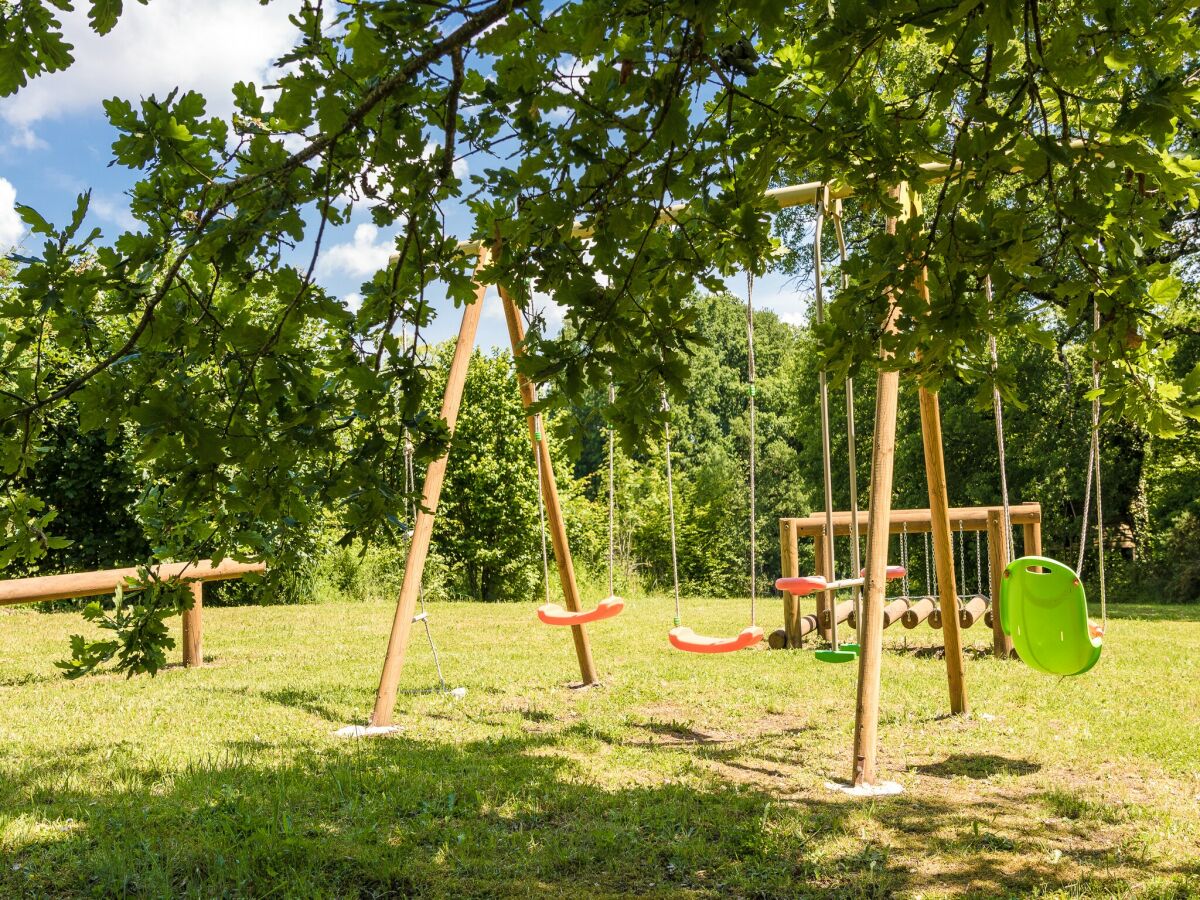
left=90, top=194, right=138, bottom=232
left=0, top=0, right=297, bottom=143
left=342, top=291, right=362, bottom=312
left=0, top=177, right=24, bottom=250
left=318, top=223, right=398, bottom=278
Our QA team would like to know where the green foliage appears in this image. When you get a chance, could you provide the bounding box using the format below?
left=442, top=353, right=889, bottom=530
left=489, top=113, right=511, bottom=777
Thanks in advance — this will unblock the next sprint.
left=56, top=569, right=191, bottom=678
left=4, top=0, right=1200, bottom=671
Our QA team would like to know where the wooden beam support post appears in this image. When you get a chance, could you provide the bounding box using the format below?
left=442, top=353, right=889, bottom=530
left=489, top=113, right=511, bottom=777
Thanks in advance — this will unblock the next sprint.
left=497, top=283, right=599, bottom=686
left=987, top=509, right=1014, bottom=658
left=182, top=582, right=203, bottom=667
left=1023, top=520, right=1042, bottom=557
left=371, top=249, right=492, bottom=727
left=850, top=186, right=907, bottom=789
left=919, top=386, right=969, bottom=714
left=779, top=518, right=801, bottom=647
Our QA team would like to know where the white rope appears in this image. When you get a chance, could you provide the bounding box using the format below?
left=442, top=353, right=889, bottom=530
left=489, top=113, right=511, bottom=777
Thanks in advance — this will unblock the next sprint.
left=1088, top=302, right=1107, bottom=628
left=832, top=198, right=863, bottom=642
left=986, top=276, right=1015, bottom=563
left=608, top=381, right=617, bottom=599
left=532, top=399, right=552, bottom=606
left=663, top=392, right=682, bottom=624
left=814, top=191, right=840, bottom=649
left=746, top=271, right=758, bottom=627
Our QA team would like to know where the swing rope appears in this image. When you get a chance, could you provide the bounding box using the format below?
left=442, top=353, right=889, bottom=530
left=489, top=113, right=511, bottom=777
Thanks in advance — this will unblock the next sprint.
left=814, top=191, right=840, bottom=650
left=747, top=270, right=758, bottom=627
left=662, top=270, right=763, bottom=652
left=1075, top=301, right=1108, bottom=630
left=663, top=392, right=683, bottom=627
left=533, top=395, right=552, bottom=608
left=608, top=381, right=617, bottom=599
left=831, top=198, right=863, bottom=642
left=989, top=276, right=1107, bottom=637
left=986, top=277, right=1015, bottom=566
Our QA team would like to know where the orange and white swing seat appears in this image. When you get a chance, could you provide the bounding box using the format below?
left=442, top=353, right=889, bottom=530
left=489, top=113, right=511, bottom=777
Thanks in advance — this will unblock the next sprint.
left=775, top=565, right=906, bottom=597
left=668, top=624, right=764, bottom=654
left=537, top=595, right=625, bottom=626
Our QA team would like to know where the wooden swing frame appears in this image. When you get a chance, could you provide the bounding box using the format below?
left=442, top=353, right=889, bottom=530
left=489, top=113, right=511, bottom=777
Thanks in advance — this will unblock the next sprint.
left=365, top=168, right=1032, bottom=793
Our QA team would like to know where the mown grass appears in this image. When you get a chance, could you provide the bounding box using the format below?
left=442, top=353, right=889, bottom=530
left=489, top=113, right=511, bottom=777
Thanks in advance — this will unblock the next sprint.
left=1, top=594, right=1198, bottom=898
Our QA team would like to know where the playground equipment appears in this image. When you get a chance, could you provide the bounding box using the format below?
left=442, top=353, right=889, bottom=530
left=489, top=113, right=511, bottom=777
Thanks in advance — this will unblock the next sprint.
left=0, top=559, right=264, bottom=667
left=533, top=382, right=626, bottom=627
left=665, top=273, right=765, bottom=654
left=994, top=287, right=1107, bottom=676
left=775, top=503, right=1042, bottom=658
left=366, top=164, right=1100, bottom=794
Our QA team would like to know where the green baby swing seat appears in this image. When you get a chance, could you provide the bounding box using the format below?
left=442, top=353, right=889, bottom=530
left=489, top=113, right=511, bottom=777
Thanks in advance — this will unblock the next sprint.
left=1000, top=556, right=1102, bottom=677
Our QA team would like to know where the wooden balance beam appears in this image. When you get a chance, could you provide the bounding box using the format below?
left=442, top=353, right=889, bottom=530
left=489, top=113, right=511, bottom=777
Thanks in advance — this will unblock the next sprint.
left=0, top=559, right=265, bottom=667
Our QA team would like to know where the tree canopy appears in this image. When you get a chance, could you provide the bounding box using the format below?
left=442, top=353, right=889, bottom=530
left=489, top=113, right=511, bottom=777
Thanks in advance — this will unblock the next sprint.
left=2, top=1, right=1198, bottom=649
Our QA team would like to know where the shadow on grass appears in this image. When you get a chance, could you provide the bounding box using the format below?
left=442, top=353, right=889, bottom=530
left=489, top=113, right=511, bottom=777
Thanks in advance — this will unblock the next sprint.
left=914, top=754, right=1041, bottom=780
left=2, top=730, right=1190, bottom=898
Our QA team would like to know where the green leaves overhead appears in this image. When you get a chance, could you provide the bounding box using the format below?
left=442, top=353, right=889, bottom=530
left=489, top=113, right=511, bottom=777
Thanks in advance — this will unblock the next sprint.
left=2, top=0, right=1199, bottom=670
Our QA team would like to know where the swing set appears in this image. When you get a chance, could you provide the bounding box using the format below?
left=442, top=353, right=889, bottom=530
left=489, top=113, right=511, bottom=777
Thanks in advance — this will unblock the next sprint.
left=361, top=161, right=1112, bottom=792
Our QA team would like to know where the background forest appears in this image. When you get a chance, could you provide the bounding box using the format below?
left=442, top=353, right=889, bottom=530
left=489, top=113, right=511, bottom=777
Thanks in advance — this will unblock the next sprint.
left=12, top=281, right=1200, bottom=612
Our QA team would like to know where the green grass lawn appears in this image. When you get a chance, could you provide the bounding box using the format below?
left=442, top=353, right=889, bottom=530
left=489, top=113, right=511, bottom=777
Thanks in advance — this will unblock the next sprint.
left=2, top=593, right=1198, bottom=898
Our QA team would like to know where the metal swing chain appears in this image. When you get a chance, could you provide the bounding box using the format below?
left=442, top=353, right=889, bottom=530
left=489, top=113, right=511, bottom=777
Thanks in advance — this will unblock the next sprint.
left=900, top=522, right=910, bottom=599
left=746, top=270, right=759, bottom=627
left=663, top=392, right=683, bottom=626
left=925, top=530, right=937, bottom=603
left=975, top=528, right=984, bottom=599
left=957, top=520, right=967, bottom=603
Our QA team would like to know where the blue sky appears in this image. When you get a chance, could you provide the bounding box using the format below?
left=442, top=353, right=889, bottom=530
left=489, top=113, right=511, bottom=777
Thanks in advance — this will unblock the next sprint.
left=0, top=0, right=811, bottom=350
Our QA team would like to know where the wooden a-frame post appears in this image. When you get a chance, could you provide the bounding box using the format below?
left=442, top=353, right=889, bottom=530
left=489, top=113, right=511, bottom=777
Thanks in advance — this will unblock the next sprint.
left=851, top=183, right=970, bottom=788
left=371, top=248, right=493, bottom=727
left=497, top=280, right=598, bottom=686
left=371, top=247, right=598, bottom=727
left=851, top=188, right=906, bottom=788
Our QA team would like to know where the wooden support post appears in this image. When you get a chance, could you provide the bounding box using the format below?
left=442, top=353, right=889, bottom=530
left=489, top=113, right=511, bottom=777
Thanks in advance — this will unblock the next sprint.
left=497, top=283, right=598, bottom=686
left=182, top=582, right=203, bottom=667
left=987, top=509, right=1014, bottom=658
left=850, top=188, right=909, bottom=788
left=918, top=385, right=969, bottom=715
left=1023, top=520, right=1042, bottom=557
left=780, top=519, right=801, bottom=647
left=852, top=363, right=901, bottom=787
left=371, top=249, right=492, bottom=727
